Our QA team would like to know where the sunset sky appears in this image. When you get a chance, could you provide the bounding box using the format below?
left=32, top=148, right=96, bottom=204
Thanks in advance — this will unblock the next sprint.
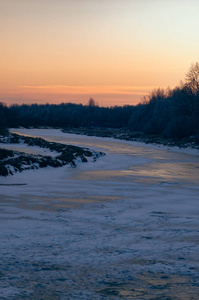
left=1, top=0, right=199, bottom=107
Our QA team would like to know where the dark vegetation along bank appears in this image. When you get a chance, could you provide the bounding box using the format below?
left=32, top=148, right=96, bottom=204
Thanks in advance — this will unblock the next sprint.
left=1, top=63, right=199, bottom=144
left=0, top=130, right=104, bottom=176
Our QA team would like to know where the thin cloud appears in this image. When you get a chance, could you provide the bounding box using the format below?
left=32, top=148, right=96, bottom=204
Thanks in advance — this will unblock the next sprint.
left=17, top=85, right=161, bottom=95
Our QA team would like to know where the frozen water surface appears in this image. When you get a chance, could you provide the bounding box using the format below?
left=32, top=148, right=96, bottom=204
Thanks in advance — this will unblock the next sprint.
left=0, top=128, right=199, bottom=299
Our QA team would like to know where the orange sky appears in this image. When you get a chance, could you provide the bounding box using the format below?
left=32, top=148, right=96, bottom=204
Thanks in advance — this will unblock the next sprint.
left=1, top=0, right=199, bottom=107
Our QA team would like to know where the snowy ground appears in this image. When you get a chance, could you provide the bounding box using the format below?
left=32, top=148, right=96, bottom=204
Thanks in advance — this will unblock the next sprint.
left=0, top=143, right=58, bottom=157
left=1, top=129, right=199, bottom=299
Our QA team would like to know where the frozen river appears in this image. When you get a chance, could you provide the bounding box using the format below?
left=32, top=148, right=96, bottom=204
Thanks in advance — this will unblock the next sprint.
left=1, top=129, right=199, bottom=299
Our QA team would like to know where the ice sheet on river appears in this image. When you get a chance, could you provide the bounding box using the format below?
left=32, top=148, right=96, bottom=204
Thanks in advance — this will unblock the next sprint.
left=1, top=128, right=199, bottom=299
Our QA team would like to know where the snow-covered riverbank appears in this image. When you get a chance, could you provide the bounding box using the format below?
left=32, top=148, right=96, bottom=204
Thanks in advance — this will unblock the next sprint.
left=0, top=130, right=104, bottom=176
left=1, top=129, right=199, bottom=299
left=11, top=127, right=199, bottom=156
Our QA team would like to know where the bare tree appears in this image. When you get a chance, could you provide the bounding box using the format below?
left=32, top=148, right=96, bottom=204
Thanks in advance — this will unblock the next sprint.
left=88, top=98, right=97, bottom=107
left=185, top=62, right=199, bottom=95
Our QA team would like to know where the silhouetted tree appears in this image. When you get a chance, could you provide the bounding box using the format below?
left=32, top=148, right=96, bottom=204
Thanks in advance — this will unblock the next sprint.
left=88, top=98, right=97, bottom=107
left=184, top=62, right=199, bottom=95
left=0, top=103, right=8, bottom=127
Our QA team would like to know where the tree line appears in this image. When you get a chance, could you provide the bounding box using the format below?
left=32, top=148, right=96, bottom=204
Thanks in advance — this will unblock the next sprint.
left=1, top=63, right=199, bottom=139
left=0, top=100, right=134, bottom=129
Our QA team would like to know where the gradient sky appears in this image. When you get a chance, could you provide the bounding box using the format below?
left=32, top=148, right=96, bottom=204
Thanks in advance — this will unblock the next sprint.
left=1, top=0, right=199, bottom=106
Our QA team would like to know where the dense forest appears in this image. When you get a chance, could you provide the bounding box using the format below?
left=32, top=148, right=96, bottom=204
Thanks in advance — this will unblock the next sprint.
left=1, top=63, right=199, bottom=140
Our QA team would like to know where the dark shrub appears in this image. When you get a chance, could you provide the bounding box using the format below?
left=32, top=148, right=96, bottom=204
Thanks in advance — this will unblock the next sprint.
left=0, top=149, right=14, bottom=160
left=0, top=165, right=8, bottom=176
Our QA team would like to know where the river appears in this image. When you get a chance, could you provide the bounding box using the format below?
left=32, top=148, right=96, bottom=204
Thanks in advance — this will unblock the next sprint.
left=0, top=128, right=199, bottom=299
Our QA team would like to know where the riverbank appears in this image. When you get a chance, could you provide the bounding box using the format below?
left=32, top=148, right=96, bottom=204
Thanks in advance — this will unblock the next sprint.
left=0, top=131, right=104, bottom=176
left=62, top=127, right=199, bottom=150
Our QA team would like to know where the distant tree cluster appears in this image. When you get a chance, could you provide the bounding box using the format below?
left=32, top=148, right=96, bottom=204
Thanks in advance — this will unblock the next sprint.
left=0, top=99, right=134, bottom=129
left=1, top=63, right=199, bottom=140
